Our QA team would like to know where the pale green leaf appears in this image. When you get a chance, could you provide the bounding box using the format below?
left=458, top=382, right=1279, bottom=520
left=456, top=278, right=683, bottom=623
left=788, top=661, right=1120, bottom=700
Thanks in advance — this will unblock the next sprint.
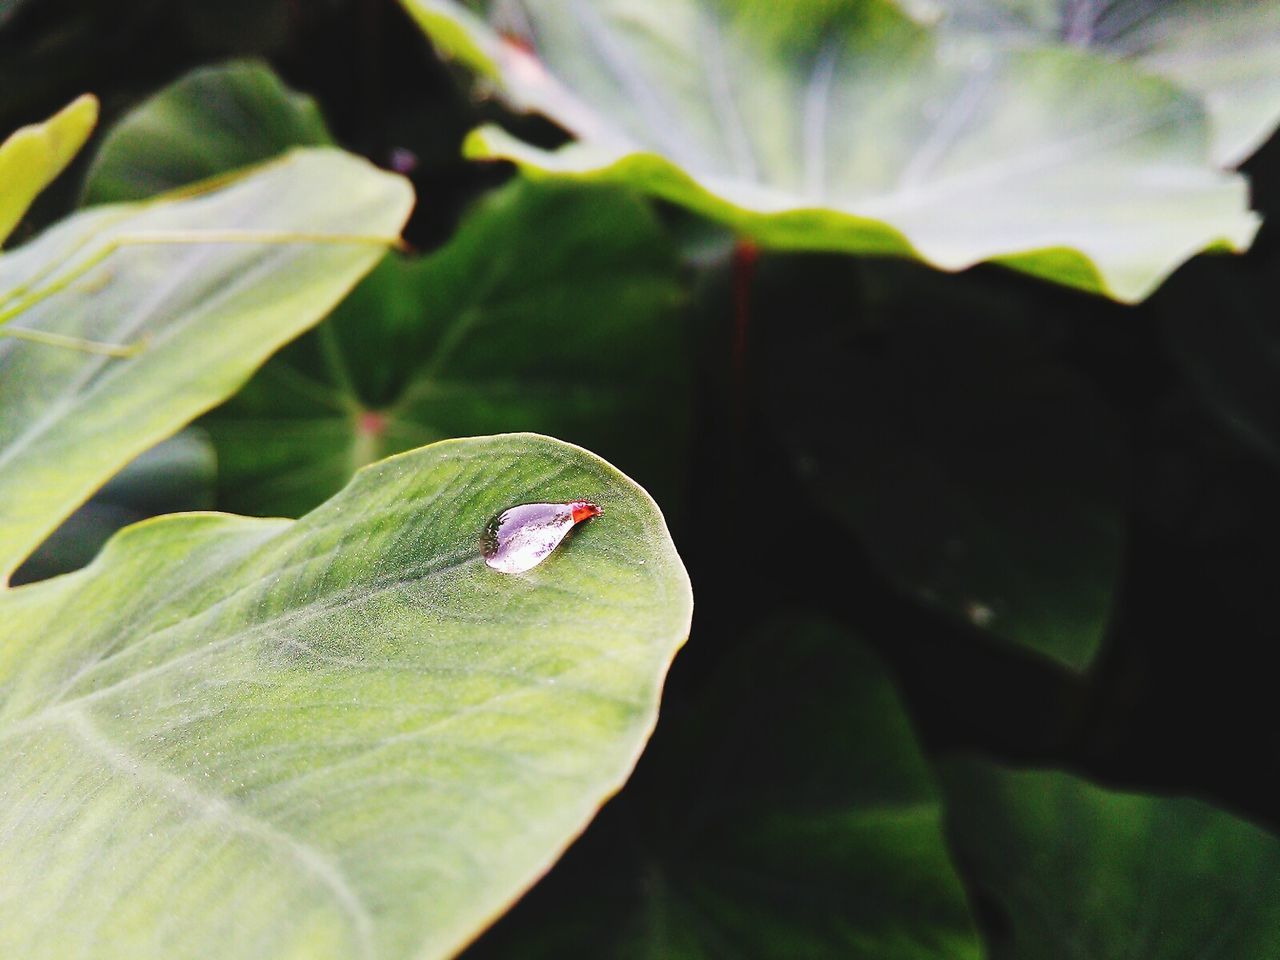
left=0, top=94, right=98, bottom=246
left=0, top=432, right=693, bottom=960
left=0, top=148, right=414, bottom=582
left=928, top=0, right=1280, bottom=167
left=403, top=0, right=1258, bottom=301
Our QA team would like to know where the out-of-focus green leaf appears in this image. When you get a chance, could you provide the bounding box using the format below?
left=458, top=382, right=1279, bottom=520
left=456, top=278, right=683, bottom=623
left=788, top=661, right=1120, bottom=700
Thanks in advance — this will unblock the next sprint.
left=928, top=0, right=1280, bottom=167
left=402, top=0, right=1257, bottom=302
left=82, top=60, right=334, bottom=205
left=0, top=433, right=693, bottom=960
left=0, top=94, right=98, bottom=245
left=11, top=429, right=216, bottom=585
left=470, top=617, right=981, bottom=960
left=1158, top=250, right=1280, bottom=470
left=942, top=757, right=1280, bottom=959
left=769, top=259, right=1125, bottom=670
left=203, top=177, right=687, bottom=519
left=0, top=148, right=413, bottom=582
left=82, top=61, right=689, bottom=520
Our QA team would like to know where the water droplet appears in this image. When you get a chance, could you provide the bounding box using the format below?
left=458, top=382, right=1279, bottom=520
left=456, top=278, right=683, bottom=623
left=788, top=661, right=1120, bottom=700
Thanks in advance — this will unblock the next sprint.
left=482, top=500, right=602, bottom=573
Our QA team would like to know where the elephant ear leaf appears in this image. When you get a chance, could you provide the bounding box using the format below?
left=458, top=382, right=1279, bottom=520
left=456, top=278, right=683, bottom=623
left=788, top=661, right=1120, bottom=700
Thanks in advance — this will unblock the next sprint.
left=0, top=432, right=693, bottom=960
left=402, top=0, right=1260, bottom=302
left=0, top=94, right=98, bottom=246
left=930, top=0, right=1280, bottom=168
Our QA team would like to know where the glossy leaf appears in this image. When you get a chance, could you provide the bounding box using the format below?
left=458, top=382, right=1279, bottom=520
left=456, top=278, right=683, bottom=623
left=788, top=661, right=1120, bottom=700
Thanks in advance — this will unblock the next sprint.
left=930, top=0, right=1280, bottom=167
left=0, top=148, right=413, bottom=582
left=0, top=433, right=693, bottom=960
left=403, top=0, right=1257, bottom=301
left=942, top=757, right=1280, bottom=959
left=469, top=618, right=981, bottom=960
left=769, top=258, right=1125, bottom=670
left=0, top=94, right=97, bottom=245
left=202, top=178, right=687, bottom=519
left=82, top=59, right=334, bottom=205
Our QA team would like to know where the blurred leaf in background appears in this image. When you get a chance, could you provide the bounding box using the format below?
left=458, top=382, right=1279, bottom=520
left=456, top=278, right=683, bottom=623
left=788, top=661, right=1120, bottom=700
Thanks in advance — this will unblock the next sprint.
left=403, top=0, right=1265, bottom=301
left=943, top=757, right=1280, bottom=959
left=84, top=61, right=691, bottom=520
left=767, top=257, right=1127, bottom=670
left=11, top=430, right=215, bottom=585
left=469, top=617, right=982, bottom=960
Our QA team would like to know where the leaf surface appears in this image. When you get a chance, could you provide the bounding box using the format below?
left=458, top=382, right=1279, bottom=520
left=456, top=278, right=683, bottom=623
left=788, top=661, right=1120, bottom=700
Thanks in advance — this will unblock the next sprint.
left=930, top=0, right=1280, bottom=167
left=0, top=433, right=693, bottom=960
left=469, top=617, right=981, bottom=960
left=0, top=148, right=413, bottom=582
left=82, top=59, right=333, bottom=205
left=0, top=94, right=98, bottom=245
left=403, top=0, right=1258, bottom=301
left=768, top=258, right=1125, bottom=670
left=942, top=757, right=1280, bottom=959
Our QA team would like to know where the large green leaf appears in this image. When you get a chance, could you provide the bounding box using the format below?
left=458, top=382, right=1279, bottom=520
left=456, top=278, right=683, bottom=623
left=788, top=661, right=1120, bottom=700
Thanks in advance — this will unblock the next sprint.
left=469, top=617, right=981, bottom=960
left=929, top=0, right=1280, bottom=167
left=203, top=178, right=686, bottom=518
left=0, top=148, right=413, bottom=583
left=769, top=258, right=1125, bottom=670
left=0, top=432, right=693, bottom=960
left=402, top=0, right=1257, bottom=301
left=0, top=94, right=98, bottom=245
left=942, top=757, right=1280, bottom=959
left=82, top=59, right=334, bottom=205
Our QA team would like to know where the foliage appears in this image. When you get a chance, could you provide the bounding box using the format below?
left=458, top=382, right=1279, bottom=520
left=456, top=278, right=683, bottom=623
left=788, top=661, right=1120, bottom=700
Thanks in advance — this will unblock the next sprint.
left=1, top=1, right=1279, bottom=958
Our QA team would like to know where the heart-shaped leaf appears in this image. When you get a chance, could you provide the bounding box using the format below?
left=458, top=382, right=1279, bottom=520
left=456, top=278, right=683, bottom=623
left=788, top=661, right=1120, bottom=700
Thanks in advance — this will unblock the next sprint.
left=0, top=148, right=413, bottom=582
left=402, top=0, right=1258, bottom=301
left=203, top=178, right=687, bottom=519
left=769, top=258, right=1126, bottom=670
left=80, top=61, right=690, bottom=521
left=468, top=617, right=981, bottom=960
left=0, top=94, right=98, bottom=245
left=0, top=432, right=693, bottom=960
left=82, top=60, right=334, bottom=205
left=942, top=757, right=1280, bottom=959
left=929, top=0, right=1280, bottom=168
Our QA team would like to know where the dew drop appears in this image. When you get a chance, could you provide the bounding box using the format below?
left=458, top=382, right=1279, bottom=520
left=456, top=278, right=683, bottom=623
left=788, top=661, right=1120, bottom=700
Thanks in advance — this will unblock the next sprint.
left=482, top=500, right=602, bottom=573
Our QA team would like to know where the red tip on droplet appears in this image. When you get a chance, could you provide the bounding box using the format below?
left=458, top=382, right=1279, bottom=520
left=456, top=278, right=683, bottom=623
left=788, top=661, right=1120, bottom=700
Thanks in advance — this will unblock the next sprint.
left=570, top=500, right=602, bottom=524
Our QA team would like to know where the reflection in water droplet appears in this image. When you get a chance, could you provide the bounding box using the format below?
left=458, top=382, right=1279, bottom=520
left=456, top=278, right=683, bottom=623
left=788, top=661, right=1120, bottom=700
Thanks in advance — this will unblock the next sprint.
left=482, top=500, right=602, bottom=573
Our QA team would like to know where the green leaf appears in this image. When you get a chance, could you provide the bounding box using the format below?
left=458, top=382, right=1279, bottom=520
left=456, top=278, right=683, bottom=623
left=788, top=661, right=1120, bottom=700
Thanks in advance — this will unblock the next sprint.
left=769, top=258, right=1125, bottom=670
left=402, top=0, right=1258, bottom=302
left=0, top=148, right=413, bottom=583
left=942, top=757, right=1280, bottom=958
left=1157, top=250, right=1280, bottom=470
left=82, top=59, right=334, bottom=205
left=203, top=177, right=687, bottom=519
left=929, top=0, right=1280, bottom=167
left=12, top=429, right=216, bottom=585
left=0, top=94, right=98, bottom=245
left=0, top=432, right=693, bottom=960
left=470, top=617, right=981, bottom=960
